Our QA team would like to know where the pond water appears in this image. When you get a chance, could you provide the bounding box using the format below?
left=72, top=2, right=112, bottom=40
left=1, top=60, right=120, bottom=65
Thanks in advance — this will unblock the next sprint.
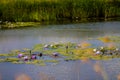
left=0, top=21, right=120, bottom=53
left=0, top=59, right=120, bottom=80
left=0, top=21, right=120, bottom=80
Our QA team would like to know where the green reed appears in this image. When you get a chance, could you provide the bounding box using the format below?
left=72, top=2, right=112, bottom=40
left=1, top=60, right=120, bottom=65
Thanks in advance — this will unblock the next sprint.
left=0, top=0, right=120, bottom=22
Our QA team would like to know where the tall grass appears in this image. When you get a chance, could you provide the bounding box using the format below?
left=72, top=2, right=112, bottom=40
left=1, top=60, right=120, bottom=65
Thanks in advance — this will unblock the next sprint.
left=0, top=0, right=120, bottom=22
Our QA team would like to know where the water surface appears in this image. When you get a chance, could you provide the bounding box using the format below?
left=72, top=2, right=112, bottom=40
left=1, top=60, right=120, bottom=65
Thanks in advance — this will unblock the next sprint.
left=1, top=21, right=120, bottom=80
left=0, top=21, right=120, bottom=53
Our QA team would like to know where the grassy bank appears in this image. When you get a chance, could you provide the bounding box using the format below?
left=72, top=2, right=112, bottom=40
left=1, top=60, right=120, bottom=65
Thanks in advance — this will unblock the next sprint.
left=0, top=0, right=120, bottom=22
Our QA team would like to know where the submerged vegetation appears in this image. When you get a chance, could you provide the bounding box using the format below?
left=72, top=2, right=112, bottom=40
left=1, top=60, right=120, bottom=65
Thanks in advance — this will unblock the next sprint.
left=0, top=36, right=120, bottom=65
left=0, top=0, right=120, bottom=23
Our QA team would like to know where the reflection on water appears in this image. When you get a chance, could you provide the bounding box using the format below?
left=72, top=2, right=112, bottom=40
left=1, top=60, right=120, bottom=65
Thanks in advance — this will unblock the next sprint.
left=0, top=60, right=101, bottom=80
left=0, top=59, right=120, bottom=80
left=0, top=21, right=120, bottom=80
left=0, top=21, right=120, bottom=53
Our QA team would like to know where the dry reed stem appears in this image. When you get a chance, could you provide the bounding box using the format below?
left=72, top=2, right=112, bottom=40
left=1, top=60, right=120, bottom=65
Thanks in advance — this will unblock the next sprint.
left=94, top=62, right=109, bottom=80
left=15, top=73, right=31, bottom=80
left=117, top=74, right=120, bottom=80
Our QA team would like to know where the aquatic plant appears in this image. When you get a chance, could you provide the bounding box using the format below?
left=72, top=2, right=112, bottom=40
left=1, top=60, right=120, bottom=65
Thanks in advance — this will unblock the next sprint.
left=0, top=0, right=120, bottom=23
left=1, top=36, right=120, bottom=65
left=98, top=36, right=112, bottom=43
left=4, top=58, right=19, bottom=62
left=79, top=41, right=91, bottom=49
left=0, top=53, right=19, bottom=57
left=74, top=48, right=93, bottom=57
left=0, top=59, right=4, bottom=62
left=45, top=60, right=58, bottom=63
left=32, top=60, right=46, bottom=66
left=64, top=56, right=79, bottom=61
left=0, top=54, right=8, bottom=56
left=12, top=61, right=24, bottom=64
left=109, top=36, right=120, bottom=43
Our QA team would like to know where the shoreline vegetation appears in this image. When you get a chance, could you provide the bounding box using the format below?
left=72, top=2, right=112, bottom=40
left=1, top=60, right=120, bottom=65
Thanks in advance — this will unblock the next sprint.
left=0, top=0, right=120, bottom=28
left=0, top=22, right=41, bottom=29
left=0, top=36, right=120, bottom=65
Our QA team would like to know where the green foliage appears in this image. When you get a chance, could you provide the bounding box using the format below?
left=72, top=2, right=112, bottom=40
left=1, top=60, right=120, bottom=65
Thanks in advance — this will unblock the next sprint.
left=0, top=0, right=120, bottom=22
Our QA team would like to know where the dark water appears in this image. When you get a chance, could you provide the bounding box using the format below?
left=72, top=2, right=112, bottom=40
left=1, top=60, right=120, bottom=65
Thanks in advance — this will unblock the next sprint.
left=0, top=21, right=120, bottom=80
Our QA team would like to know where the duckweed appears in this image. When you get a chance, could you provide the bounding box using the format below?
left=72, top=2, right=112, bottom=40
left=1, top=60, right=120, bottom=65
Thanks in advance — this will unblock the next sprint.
left=45, top=60, right=59, bottom=63
left=4, top=58, right=19, bottom=62
left=0, top=54, right=8, bottom=56
left=64, top=57, right=78, bottom=61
